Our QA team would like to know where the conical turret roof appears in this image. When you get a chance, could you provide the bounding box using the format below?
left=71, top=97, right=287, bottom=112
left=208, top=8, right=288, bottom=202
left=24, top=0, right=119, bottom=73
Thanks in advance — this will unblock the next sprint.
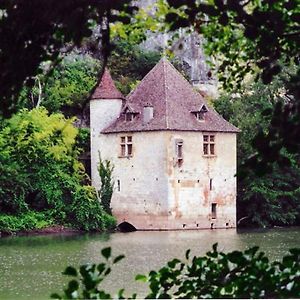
left=91, top=68, right=123, bottom=100
left=102, top=58, right=239, bottom=133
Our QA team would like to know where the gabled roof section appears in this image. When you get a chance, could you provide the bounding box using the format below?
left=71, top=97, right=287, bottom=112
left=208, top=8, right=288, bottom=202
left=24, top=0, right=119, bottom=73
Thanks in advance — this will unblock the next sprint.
left=191, top=104, right=209, bottom=113
left=121, top=103, right=139, bottom=114
left=91, top=68, right=124, bottom=100
left=102, top=58, right=239, bottom=133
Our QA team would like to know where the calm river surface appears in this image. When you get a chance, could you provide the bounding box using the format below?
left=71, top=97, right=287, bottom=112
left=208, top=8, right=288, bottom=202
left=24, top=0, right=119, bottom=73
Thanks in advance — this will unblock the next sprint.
left=0, top=227, right=299, bottom=299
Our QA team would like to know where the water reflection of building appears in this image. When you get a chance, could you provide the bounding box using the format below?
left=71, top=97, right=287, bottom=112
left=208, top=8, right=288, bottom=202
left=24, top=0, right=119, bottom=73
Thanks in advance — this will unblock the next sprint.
left=90, top=58, right=238, bottom=230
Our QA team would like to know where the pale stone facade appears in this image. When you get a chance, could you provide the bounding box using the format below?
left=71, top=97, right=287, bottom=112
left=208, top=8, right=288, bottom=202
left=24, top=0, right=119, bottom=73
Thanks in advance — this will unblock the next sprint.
left=90, top=59, right=238, bottom=230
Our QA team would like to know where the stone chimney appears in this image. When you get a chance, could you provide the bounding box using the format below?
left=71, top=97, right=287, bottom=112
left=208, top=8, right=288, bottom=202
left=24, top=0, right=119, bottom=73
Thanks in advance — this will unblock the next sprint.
left=143, top=103, right=154, bottom=124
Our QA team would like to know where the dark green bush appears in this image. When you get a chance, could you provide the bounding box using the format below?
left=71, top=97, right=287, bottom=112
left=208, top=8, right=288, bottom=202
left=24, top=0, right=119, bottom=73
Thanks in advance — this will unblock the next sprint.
left=52, top=245, right=300, bottom=299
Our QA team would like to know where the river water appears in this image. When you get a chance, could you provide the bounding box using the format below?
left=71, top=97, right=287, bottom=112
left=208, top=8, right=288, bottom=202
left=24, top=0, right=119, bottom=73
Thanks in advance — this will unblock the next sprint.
left=0, top=227, right=299, bottom=300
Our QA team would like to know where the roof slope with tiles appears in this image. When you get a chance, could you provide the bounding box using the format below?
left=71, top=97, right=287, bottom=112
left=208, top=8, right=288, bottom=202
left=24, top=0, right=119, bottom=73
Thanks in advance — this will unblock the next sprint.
left=91, top=68, right=124, bottom=100
left=102, top=58, right=239, bottom=133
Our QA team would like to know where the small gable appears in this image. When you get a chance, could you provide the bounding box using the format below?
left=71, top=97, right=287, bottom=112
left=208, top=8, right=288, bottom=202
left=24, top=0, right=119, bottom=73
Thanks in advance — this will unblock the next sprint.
left=121, top=104, right=139, bottom=122
left=191, top=104, right=209, bottom=121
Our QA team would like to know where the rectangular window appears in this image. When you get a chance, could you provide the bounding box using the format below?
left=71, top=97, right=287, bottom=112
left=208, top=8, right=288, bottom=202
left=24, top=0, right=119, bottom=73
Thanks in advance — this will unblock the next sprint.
left=212, top=203, right=217, bottom=219
left=177, top=143, right=183, bottom=158
left=175, top=139, right=183, bottom=167
left=117, top=180, right=121, bottom=192
left=203, top=134, right=215, bottom=156
left=210, top=179, right=213, bottom=191
left=120, top=136, right=133, bottom=157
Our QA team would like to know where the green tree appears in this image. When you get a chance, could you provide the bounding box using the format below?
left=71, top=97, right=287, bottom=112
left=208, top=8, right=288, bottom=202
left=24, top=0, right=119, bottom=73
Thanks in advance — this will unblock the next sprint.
left=214, top=74, right=300, bottom=227
left=98, top=155, right=114, bottom=215
left=108, top=40, right=161, bottom=95
left=0, top=108, right=115, bottom=232
left=18, top=55, right=100, bottom=115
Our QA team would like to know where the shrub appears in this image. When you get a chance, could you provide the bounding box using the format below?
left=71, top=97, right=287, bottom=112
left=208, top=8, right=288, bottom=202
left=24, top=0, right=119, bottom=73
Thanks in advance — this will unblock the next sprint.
left=0, top=211, right=54, bottom=233
left=69, top=185, right=116, bottom=231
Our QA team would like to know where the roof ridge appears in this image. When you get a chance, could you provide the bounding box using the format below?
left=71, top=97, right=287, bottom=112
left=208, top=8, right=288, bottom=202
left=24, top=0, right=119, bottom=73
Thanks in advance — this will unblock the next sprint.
left=126, top=57, right=165, bottom=100
left=163, top=59, right=169, bottom=129
left=164, top=59, right=206, bottom=101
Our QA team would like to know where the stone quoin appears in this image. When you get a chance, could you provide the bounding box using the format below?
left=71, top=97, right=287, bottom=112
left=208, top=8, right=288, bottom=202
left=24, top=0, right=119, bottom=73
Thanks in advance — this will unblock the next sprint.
left=90, top=58, right=239, bottom=230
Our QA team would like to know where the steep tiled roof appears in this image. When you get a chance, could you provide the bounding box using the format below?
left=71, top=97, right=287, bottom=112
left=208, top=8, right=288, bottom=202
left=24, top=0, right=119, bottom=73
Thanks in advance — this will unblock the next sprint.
left=91, top=68, right=124, bottom=100
left=102, top=58, right=239, bottom=133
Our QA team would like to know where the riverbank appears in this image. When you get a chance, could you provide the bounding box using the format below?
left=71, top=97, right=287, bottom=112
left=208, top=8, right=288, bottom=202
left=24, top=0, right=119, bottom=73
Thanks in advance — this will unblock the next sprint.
left=0, top=225, right=84, bottom=238
left=0, top=209, right=116, bottom=237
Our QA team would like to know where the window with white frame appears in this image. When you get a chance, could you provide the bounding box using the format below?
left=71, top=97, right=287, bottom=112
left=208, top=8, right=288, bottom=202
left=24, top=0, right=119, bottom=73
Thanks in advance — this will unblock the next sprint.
left=120, top=136, right=133, bottom=157
left=203, top=134, right=215, bottom=156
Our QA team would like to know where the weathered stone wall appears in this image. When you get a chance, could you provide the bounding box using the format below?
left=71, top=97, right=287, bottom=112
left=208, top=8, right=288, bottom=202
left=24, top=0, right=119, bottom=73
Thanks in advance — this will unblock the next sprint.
left=93, top=130, right=237, bottom=230
left=166, top=131, right=237, bottom=229
left=95, top=131, right=170, bottom=229
left=90, top=98, right=123, bottom=188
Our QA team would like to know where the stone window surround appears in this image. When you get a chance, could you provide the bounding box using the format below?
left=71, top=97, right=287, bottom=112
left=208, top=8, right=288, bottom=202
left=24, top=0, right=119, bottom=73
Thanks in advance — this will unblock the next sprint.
left=203, top=134, right=216, bottom=156
left=120, top=136, right=133, bottom=157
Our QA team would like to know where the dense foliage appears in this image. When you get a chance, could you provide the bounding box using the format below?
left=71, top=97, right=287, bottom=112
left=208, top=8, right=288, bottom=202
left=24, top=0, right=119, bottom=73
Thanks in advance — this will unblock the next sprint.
left=97, top=155, right=114, bottom=215
left=0, top=108, right=115, bottom=233
left=214, top=76, right=300, bottom=227
left=108, top=40, right=161, bottom=95
left=19, top=55, right=100, bottom=115
left=0, top=0, right=136, bottom=117
left=52, top=245, right=300, bottom=299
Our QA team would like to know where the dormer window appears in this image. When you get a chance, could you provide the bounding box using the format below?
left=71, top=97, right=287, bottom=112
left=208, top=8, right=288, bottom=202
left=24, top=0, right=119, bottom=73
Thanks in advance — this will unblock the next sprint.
left=192, top=105, right=208, bottom=122
left=196, top=112, right=205, bottom=121
left=122, top=105, right=138, bottom=122
left=125, top=112, right=134, bottom=122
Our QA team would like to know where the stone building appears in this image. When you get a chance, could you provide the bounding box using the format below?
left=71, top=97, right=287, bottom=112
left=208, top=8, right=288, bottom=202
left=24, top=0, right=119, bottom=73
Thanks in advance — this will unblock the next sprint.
left=90, top=58, right=239, bottom=230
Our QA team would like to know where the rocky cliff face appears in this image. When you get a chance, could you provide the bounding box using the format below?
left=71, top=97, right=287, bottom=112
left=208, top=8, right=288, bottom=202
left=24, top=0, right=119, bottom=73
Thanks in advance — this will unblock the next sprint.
left=136, top=0, right=218, bottom=98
